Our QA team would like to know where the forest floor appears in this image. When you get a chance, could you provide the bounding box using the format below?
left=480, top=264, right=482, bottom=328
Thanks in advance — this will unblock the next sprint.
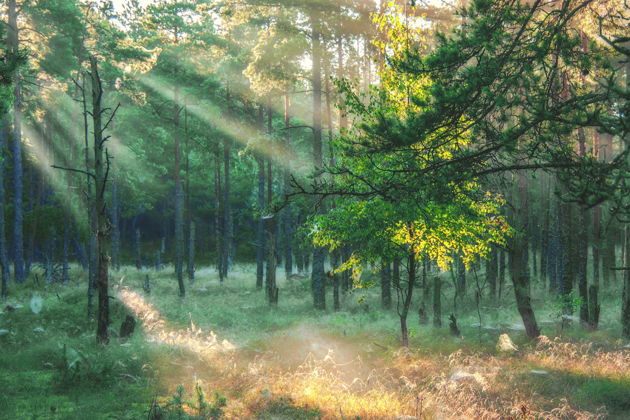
left=1, top=264, right=630, bottom=419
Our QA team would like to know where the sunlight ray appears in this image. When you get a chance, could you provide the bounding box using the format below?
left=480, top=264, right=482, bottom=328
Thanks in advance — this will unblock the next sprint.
left=118, top=287, right=236, bottom=356
left=137, top=74, right=309, bottom=175
left=21, top=121, right=88, bottom=228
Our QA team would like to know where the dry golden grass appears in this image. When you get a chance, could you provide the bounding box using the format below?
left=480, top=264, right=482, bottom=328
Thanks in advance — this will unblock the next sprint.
left=116, top=275, right=626, bottom=420
left=526, top=335, right=630, bottom=380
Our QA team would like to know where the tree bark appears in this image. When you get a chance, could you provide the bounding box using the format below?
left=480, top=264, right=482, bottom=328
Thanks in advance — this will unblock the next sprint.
left=433, top=276, right=441, bottom=328
left=283, top=92, right=293, bottom=279
left=487, top=246, right=498, bottom=299
left=381, top=260, right=391, bottom=309
left=8, top=0, right=24, bottom=284
left=187, top=221, right=195, bottom=282
left=134, top=226, right=142, bottom=270
left=400, top=251, right=416, bottom=347
left=577, top=129, right=589, bottom=326
left=590, top=133, right=601, bottom=329
left=0, top=117, right=10, bottom=297
left=310, top=11, right=326, bottom=310
left=266, top=103, right=278, bottom=306
left=622, top=224, right=630, bottom=339
left=214, top=149, right=224, bottom=284
left=540, top=172, right=550, bottom=288
left=173, top=87, right=185, bottom=297
left=256, top=106, right=265, bottom=289
left=90, top=56, right=111, bottom=345
left=510, top=171, right=540, bottom=338
left=110, top=173, right=120, bottom=271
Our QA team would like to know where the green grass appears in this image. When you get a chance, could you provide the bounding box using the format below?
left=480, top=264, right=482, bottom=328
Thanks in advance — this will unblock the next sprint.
left=1, top=263, right=629, bottom=419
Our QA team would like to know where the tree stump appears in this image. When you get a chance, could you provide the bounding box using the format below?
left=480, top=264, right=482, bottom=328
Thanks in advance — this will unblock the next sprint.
left=449, top=314, right=461, bottom=337
left=119, top=315, right=136, bottom=340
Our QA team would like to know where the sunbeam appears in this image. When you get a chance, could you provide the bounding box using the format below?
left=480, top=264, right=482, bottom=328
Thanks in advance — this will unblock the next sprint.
left=137, top=73, right=309, bottom=175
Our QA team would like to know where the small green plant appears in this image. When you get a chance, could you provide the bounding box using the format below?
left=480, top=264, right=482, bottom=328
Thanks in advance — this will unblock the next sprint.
left=148, top=384, right=226, bottom=420
left=551, top=291, right=584, bottom=325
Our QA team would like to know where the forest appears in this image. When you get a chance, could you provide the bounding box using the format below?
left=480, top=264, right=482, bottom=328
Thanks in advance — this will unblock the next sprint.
left=1, top=0, right=629, bottom=418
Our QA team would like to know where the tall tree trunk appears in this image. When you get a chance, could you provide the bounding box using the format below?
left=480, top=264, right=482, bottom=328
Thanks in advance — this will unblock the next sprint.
left=266, top=103, right=278, bottom=306
left=8, top=0, right=24, bottom=284
left=283, top=91, right=293, bottom=280
left=400, top=250, right=416, bottom=347
left=222, top=136, right=232, bottom=278
left=214, top=150, right=224, bottom=284
left=110, top=173, right=120, bottom=271
left=497, top=249, right=505, bottom=298
left=540, top=173, right=550, bottom=287
left=487, top=246, right=498, bottom=299
left=256, top=106, right=265, bottom=289
left=510, top=171, right=540, bottom=338
left=134, top=226, right=141, bottom=270
left=341, top=246, right=351, bottom=292
left=433, top=276, right=442, bottom=328
left=173, top=87, right=185, bottom=297
left=187, top=221, right=195, bottom=282
left=577, top=129, right=590, bottom=326
left=455, top=254, right=466, bottom=298
left=590, top=133, right=601, bottom=329
left=381, top=260, right=391, bottom=309
left=622, top=224, right=630, bottom=339
left=184, top=106, right=194, bottom=283
left=90, top=56, right=111, bottom=345
left=0, top=117, right=10, bottom=297
left=80, top=71, right=97, bottom=317
left=601, top=133, right=617, bottom=286
left=559, top=190, right=574, bottom=325
left=310, top=11, right=326, bottom=310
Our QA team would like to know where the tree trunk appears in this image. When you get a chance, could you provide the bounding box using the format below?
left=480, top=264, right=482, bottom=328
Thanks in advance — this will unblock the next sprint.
left=184, top=107, right=193, bottom=283
left=256, top=106, right=265, bottom=289
left=173, top=87, right=185, bottom=297
left=560, top=192, right=573, bottom=324
left=8, top=0, right=24, bottom=284
left=400, top=251, right=416, bottom=347
left=283, top=92, right=293, bottom=279
left=90, top=56, right=111, bottom=345
left=455, top=254, right=466, bottom=298
left=266, top=104, right=278, bottom=306
left=214, top=150, right=224, bottom=284
left=601, top=134, right=616, bottom=286
left=486, top=247, right=498, bottom=299
left=577, top=129, right=589, bottom=326
left=110, top=173, right=120, bottom=271
left=310, top=11, right=326, bottom=310
left=0, top=117, right=10, bottom=297
left=134, top=226, right=141, bottom=270
left=81, top=71, right=97, bottom=318
left=331, top=251, right=340, bottom=311
left=590, top=134, right=601, bottom=329
left=622, top=224, right=630, bottom=339
left=498, top=248, right=506, bottom=299
left=381, top=260, right=391, bottom=309
left=433, top=276, right=441, bottom=328
left=510, top=171, right=540, bottom=338
left=222, top=137, right=232, bottom=278
left=341, top=246, right=351, bottom=292
left=540, top=173, right=550, bottom=288
left=187, top=221, right=195, bottom=282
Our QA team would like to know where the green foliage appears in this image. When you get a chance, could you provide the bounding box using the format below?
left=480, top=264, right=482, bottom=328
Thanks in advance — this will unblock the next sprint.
left=551, top=291, right=584, bottom=321
left=148, top=384, right=227, bottom=420
left=252, top=395, right=320, bottom=420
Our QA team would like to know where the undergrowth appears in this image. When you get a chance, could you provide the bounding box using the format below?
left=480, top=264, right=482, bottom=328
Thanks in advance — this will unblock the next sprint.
left=0, top=263, right=629, bottom=419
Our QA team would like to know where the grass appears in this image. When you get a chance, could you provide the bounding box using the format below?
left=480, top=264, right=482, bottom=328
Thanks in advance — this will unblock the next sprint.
left=1, top=263, right=629, bottom=419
